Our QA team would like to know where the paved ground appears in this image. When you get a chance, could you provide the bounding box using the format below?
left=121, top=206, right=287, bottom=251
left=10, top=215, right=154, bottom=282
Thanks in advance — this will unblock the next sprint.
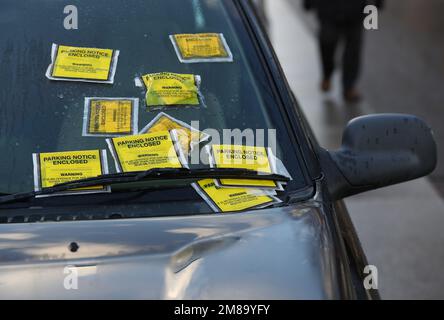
left=283, top=0, right=444, bottom=197
left=264, top=0, right=444, bottom=299
left=361, top=0, right=444, bottom=197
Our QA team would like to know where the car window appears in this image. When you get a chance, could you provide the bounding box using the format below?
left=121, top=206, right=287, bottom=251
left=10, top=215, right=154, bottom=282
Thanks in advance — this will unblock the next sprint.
left=0, top=0, right=308, bottom=208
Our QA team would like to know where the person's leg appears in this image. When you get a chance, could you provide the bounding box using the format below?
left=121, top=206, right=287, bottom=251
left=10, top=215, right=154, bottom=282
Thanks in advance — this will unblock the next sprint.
left=342, top=21, right=363, bottom=102
left=319, top=19, right=340, bottom=91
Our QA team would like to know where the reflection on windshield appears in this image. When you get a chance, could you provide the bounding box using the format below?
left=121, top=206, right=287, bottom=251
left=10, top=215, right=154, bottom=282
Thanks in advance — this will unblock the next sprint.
left=0, top=0, right=305, bottom=210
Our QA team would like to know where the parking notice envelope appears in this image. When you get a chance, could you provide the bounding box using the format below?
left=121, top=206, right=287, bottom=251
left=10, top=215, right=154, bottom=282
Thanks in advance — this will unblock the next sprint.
left=141, top=72, right=200, bottom=107
left=170, top=33, right=233, bottom=63
left=192, top=179, right=279, bottom=213
left=83, top=98, right=139, bottom=137
left=46, top=44, right=119, bottom=83
left=106, top=131, right=187, bottom=173
left=33, top=150, right=109, bottom=195
left=209, top=145, right=279, bottom=189
left=140, top=112, right=209, bottom=156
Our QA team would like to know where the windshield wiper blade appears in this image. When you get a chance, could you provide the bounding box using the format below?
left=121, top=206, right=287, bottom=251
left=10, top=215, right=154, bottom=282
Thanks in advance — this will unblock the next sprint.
left=0, top=168, right=290, bottom=205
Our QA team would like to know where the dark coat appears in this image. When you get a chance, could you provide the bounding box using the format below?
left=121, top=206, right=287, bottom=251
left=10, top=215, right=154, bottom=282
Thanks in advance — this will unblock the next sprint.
left=303, top=0, right=384, bottom=22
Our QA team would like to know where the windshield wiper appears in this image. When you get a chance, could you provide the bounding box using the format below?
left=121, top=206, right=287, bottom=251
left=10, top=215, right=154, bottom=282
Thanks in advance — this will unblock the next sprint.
left=0, top=168, right=290, bottom=205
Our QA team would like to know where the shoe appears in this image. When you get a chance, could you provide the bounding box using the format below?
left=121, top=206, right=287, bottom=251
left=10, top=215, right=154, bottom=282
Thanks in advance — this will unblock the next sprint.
left=321, top=79, right=331, bottom=92
left=343, top=89, right=362, bottom=103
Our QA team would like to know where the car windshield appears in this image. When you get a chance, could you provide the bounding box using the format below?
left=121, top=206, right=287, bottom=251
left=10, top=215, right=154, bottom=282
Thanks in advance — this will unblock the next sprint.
left=0, top=0, right=308, bottom=217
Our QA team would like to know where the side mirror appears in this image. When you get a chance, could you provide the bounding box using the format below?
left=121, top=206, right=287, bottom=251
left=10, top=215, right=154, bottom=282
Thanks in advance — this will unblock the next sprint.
left=320, top=114, right=437, bottom=200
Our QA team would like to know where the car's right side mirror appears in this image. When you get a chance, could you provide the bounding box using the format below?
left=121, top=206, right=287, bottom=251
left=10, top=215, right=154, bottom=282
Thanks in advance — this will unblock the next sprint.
left=319, top=114, right=437, bottom=200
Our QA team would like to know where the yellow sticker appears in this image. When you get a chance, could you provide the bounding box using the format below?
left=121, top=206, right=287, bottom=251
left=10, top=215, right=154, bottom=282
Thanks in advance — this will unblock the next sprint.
left=193, top=179, right=277, bottom=212
left=210, top=145, right=277, bottom=188
left=107, top=131, right=186, bottom=173
left=171, top=33, right=232, bottom=62
left=33, top=150, right=108, bottom=193
left=140, top=112, right=209, bottom=156
left=83, top=98, right=138, bottom=136
left=46, top=44, right=119, bottom=83
left=141, top=72, right=200, bottom=107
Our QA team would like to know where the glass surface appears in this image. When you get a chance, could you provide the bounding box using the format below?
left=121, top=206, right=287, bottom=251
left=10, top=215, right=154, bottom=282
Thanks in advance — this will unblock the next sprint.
left=0, top=0, right=308, bottom=215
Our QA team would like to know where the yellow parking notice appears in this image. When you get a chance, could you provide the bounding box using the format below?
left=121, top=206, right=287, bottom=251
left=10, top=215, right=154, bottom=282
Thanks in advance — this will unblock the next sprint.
left=192, top=179, right=279, bottom=213
left=32, top=150, right=109, bottom=195
left=106, top=131, right=187, bottom=173
left=141, top=72, right=200, bottom=107
left=83, top=98, right=139, bottom=137
left=140, top=112, right=209, bottom=156
left=209, top=145, right=278, bottom=189
left=170, top=33, right=233, bottom=63
left=46, top=44, right=119, bottom=83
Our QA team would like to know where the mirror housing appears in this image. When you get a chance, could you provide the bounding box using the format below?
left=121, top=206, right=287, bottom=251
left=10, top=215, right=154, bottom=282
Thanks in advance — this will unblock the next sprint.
left=320, top=114, right=437, bottom=200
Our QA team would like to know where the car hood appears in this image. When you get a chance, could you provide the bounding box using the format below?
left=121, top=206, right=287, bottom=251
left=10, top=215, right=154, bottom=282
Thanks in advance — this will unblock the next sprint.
left=0, top=203, right=343, bottom=299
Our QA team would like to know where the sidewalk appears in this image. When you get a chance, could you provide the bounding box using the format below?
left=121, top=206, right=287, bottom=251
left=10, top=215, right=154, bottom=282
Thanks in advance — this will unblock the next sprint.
left=265, top=0, right=444, bottom=299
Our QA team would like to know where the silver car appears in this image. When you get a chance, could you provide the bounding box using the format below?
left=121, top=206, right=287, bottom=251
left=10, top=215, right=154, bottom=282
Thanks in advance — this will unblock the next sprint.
left=0, top=0, right=436, bottom=300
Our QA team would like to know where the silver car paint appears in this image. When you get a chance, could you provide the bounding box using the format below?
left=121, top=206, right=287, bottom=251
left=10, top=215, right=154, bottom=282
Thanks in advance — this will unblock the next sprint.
left=0, top=204, right=343, bottom=299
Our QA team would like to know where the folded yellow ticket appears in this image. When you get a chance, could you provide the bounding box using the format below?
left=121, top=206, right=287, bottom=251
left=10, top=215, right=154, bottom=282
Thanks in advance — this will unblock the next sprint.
left=106, top=131, right=188, bottom=173
left=192, top=179, right=280, bottom=213
left=46, top=44, right=119, bottom=83
left=32, top=149, right=110, bottom=196
left=170, top=33, right=233, bottom=63
left=140, top=112, right=209, bottom=157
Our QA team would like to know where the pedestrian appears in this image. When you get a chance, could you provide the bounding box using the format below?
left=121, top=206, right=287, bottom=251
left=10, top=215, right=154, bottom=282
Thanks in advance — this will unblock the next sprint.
left=303, top=0, right=384, bottom=103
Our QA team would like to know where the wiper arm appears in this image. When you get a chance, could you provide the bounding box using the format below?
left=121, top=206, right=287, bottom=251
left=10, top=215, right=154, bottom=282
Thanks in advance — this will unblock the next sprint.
left=0, top=168, right=290, bottom=205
